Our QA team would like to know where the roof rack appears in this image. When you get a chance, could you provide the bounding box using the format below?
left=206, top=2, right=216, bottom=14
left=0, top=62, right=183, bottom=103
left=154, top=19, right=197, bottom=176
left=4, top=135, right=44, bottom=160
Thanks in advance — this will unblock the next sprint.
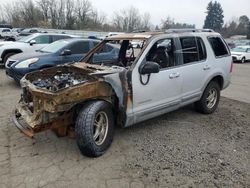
left=165, top=29, right=214, bottom=33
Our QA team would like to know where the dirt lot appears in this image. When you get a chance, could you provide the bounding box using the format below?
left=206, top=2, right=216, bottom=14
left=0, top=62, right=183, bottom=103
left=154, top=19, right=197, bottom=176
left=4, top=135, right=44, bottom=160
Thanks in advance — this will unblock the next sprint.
left=0, top=64, right=250, bottom=188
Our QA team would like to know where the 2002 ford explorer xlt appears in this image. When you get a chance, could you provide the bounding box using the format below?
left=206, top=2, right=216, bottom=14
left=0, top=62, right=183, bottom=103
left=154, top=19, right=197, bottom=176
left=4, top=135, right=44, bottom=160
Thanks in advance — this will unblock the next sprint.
left=13, top=29, right=233, bottom=157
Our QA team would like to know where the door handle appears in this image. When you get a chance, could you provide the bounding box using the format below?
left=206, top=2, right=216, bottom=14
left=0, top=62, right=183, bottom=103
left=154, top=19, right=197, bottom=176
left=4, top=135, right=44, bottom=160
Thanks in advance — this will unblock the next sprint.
left=203, top=65, right=211, bottom=71
left=169, top=72, right=180, bottom=79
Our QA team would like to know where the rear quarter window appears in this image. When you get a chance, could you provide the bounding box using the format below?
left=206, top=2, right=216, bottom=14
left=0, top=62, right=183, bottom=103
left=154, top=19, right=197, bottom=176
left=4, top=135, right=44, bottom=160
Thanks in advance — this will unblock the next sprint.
left=208, top=37, right=229, bottom=57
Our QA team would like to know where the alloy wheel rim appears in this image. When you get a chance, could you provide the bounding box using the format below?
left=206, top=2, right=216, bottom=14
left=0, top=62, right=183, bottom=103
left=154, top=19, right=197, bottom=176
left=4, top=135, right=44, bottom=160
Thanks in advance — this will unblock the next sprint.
left=93, top=111, right=109, bottom=146
left=206, top=88, right=217, bottom=109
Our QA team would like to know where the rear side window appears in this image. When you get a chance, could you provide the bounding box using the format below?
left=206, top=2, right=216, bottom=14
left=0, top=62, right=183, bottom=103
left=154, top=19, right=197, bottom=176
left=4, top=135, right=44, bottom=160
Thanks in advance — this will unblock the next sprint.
left=102, top=44, right=113, bottom=53
left=208, top=37, right=229, bottom=57
left=52, top=35, right=71, bottom=42
left=180, top=37, right=207, bottom=64
left=93, top=42, right=113, bottom=53
left=197, top=37, right=207, bottom=61
left=69, top=41, right=90, bottom=54
left=180, top=37, right=199, bottom=64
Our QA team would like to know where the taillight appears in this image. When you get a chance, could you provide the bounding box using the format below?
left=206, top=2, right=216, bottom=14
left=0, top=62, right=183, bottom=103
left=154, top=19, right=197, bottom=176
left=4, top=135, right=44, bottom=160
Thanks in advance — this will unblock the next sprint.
left=230, top=60, right=233, bottom=73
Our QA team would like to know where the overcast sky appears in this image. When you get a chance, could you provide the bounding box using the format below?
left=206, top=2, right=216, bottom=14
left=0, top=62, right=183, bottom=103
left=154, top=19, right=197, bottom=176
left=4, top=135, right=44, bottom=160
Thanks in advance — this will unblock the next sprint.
left=3, top=0, right=250, bottom=28
left=90, top=0, right=250, bottom=28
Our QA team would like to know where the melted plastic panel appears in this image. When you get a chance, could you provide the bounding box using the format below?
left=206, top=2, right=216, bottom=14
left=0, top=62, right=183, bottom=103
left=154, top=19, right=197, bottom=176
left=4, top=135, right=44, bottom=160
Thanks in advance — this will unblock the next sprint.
left=26, top=66, right=97, bottom=92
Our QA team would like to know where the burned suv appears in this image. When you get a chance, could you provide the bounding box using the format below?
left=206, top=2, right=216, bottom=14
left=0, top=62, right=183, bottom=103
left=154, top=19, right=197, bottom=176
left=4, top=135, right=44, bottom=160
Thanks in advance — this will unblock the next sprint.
left=14, top=29, right=232, bottom=157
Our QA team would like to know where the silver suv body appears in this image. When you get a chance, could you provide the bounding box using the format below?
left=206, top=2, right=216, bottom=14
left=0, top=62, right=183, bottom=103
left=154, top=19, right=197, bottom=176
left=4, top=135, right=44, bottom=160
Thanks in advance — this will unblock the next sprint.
left=13, top=29, right=232, bottom=157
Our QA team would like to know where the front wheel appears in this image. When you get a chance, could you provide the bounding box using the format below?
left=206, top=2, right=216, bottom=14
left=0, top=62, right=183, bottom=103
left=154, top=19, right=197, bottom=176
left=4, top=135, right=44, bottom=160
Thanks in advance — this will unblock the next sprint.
left=241, top=57, right=246, bottom=64
left=75, top=101, right=114, bottom=157
left=195, top=81, right=220, bottom=114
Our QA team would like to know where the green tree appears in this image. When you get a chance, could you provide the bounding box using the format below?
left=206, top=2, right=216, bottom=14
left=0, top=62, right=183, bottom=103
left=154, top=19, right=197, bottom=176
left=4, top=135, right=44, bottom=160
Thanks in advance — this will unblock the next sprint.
left=203, top=1, right=224, bottom=31
left=247, top=22, right=250, bottom=39
left=236, top=15, right=250, bottom=35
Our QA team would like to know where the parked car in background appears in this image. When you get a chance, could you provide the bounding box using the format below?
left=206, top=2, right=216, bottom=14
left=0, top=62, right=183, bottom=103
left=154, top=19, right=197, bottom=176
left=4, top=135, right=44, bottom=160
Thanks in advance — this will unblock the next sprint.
left=131, top=40, right=144, bottom=48
left=231, top=46, right=250, bottom=63
left=0, top=28, right=12, bottom=38
left=227, top=42, right=236, bottom=49
left=19, top=28, right=39, bottom=37
left=0, top=24, right=12, bottom=29
left=0, top=28, right=19, bottom=41
left=234, top=40, right=250, bottom=47
left=6, top=38, right=119, bottom=83
left=0, top=33, right=79, bottom=65
left=12, top=28, right=24, bottom=33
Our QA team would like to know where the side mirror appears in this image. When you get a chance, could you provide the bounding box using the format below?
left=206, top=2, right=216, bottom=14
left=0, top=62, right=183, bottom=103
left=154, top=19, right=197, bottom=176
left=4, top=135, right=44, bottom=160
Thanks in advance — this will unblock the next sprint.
left=139, top=61, right=160, bottom=75
left=61, top=49, right=72, bottom=56
left=29, top=40, right=36, bottom=45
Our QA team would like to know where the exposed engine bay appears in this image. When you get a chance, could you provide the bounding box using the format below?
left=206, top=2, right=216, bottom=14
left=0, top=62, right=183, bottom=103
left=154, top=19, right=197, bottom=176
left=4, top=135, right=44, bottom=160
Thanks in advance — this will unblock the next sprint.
left=32, top=71, right=88, bottom=92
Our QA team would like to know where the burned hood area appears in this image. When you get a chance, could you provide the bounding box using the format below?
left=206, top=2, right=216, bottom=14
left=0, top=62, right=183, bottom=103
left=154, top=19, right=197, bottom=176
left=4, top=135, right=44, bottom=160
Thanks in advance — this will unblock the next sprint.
left=21, top=63, right=124, bottom=92
left=32, top=71, right=89, bottom=92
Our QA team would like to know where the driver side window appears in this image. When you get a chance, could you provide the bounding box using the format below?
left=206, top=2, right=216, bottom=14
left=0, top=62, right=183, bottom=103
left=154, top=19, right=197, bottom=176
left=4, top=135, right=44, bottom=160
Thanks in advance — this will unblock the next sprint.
left=146, top=38, right=176, bottom=69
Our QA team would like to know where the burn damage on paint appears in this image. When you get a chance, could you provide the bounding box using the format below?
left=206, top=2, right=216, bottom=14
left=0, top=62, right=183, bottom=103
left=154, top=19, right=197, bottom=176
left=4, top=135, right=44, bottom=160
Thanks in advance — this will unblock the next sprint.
left=13, top=33, right=156, bottom=138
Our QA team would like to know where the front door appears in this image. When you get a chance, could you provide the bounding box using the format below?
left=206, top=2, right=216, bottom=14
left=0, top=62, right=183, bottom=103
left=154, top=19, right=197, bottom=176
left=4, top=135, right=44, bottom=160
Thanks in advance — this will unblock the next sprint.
left=132, top=37, right=183, bottom=123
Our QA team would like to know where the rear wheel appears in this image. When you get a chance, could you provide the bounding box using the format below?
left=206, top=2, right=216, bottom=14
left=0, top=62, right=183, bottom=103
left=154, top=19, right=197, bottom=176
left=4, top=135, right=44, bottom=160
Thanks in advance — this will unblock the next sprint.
left=195, top=81, right=220, bottom=114
left=75, top=101, right=114, bottom=157
left=241, top=57, right=246, bottom=64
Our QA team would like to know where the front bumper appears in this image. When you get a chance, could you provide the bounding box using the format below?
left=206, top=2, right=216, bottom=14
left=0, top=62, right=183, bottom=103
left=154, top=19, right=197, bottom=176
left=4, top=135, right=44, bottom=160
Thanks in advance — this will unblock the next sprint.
left=13, top=111, right=34, bottom=138
left=232, top=55, right=242, bottom=61
left=13, top=98, right=74, bottom=138
left=5, top=68, right=24, bottom=83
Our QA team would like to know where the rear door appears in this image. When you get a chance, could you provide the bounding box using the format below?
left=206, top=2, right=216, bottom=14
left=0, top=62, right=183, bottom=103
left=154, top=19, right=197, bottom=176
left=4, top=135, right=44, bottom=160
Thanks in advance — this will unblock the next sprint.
left=178, top=36, right=209, bottom=104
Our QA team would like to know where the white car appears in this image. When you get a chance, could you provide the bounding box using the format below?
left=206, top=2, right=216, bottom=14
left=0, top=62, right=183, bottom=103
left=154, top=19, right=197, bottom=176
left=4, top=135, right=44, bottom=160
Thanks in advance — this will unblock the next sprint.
left=0, top=28, right=13, bottom=38
left=0, top=28, right=19, bottom=41
left=0, top=33, right=79, bottom=65
left=131, top=40, right=144, bottom=48
left=231, top=46, right=250, bottom=63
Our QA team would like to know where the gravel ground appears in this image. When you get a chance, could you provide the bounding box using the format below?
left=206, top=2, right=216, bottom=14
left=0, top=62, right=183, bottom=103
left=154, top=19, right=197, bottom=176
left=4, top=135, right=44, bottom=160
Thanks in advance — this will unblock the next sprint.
left=0, top=67, right=249, bottom=188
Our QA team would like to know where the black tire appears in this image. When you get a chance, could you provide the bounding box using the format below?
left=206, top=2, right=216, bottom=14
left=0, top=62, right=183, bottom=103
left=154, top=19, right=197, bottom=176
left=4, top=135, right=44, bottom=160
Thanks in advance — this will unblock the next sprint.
left=195, top=81, right=220, bottom=114
left=75, top=101, right=114, bottom=157
left=3, top=52, right=16, bottom=65
left=241, top=57, right=246, bottom=64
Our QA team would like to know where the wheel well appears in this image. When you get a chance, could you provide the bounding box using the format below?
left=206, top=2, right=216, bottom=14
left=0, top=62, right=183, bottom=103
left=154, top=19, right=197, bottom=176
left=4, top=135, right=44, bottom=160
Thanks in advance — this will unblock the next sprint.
left=211, top=75, right=224, bottom=90
left=72, top=96, right=120, bottom=126
left=1, top=49, right=22, bottom=59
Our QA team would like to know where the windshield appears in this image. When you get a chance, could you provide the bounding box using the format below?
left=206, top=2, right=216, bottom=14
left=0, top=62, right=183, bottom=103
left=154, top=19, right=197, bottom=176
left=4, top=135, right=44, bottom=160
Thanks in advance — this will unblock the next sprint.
left=21, top=28, right=31, bottom=33
left=40, top=40, right=69, bottom=53
left=18, top=35, right=35, bottom=43
left=232, top=47, right=247, bottom=53
left=84, top=39, right=144, bottom=67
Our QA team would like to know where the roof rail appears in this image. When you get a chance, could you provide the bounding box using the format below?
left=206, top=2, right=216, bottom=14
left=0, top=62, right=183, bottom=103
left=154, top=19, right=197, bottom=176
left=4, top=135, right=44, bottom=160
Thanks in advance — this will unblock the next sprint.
left=165, top=29, right=214, bottom=33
